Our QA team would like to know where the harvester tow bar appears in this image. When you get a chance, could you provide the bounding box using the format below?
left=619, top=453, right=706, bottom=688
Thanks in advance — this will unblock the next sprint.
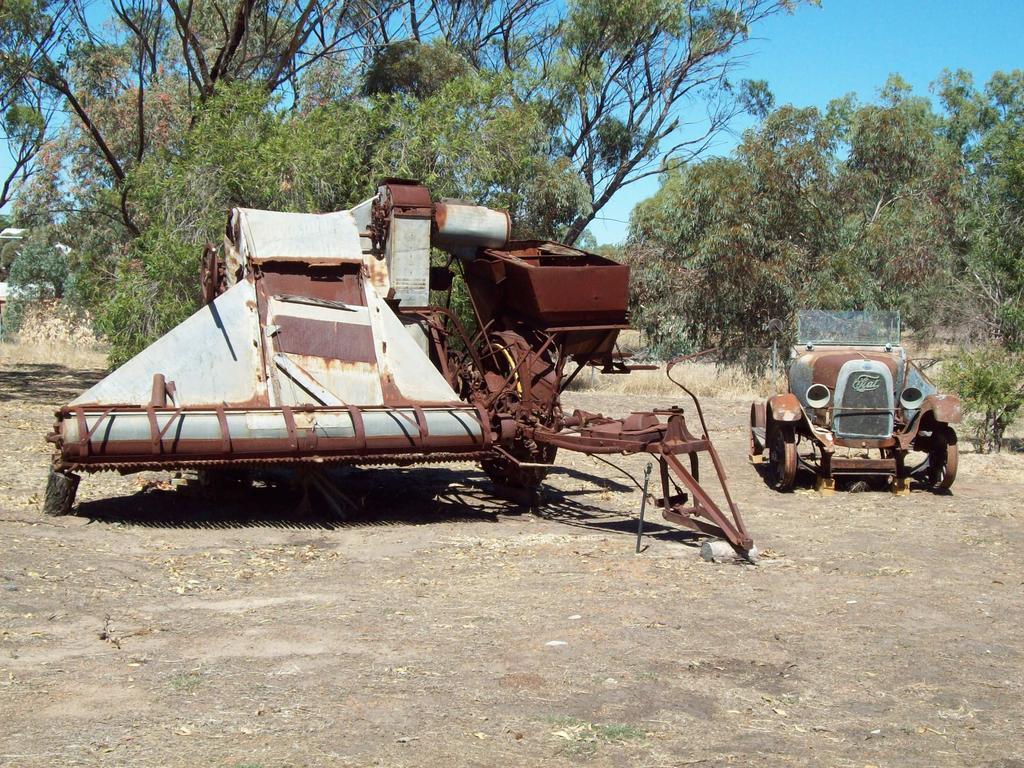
left=526, top=404, right=754, bottom=557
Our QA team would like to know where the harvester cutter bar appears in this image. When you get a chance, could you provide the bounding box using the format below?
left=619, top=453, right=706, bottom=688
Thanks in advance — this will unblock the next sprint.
left=56, top=451, right=492, bottom=474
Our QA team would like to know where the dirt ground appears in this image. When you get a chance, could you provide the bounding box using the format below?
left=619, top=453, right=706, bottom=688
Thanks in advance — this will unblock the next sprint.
left=1, top=357, right=1022, bottom=768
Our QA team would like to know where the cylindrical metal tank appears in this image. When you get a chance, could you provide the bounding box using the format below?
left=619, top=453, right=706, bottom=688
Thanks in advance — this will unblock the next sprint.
left=433, top=201, right=510, bottom=249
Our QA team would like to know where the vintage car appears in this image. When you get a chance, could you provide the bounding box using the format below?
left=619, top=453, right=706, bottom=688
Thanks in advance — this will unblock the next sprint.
left=749, top=310, right=960, bottom=493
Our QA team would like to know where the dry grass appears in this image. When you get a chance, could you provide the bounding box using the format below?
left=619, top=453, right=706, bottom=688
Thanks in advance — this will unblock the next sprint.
left=567, top=361, right=778, bottom=401
left=0, top=300, right=107, bottom=371
left=589, top=329, right=777, bottom=400
left=579, top=332, right=961, bottom=403
left=0, top=339, right=109, bottom=370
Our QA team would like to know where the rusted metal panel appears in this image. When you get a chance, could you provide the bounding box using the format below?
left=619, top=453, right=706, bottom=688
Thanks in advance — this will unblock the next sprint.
left=273, top=317, right=377, bottom=363
left=469, top=242, right=630, bottom=326
left=259, top=264, right=365, bottom=307
left=920, top=393, right=962, bottom=424
left=380, top=179, right=433, bottom=215
left=830, top=457, right=897, bottom=473
left=768, top=393, right=802, bottom=421
left=792, top=349, right=901, bottom=384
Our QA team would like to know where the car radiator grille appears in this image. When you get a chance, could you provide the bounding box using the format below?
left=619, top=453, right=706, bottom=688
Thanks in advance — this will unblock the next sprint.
left=834, top=371, right=893, bottom=438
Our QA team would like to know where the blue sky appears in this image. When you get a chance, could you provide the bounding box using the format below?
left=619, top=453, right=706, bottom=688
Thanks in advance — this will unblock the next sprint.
left=589, top=0, right=1024, bottom=244
left=4, top=1, right=1024, bottom=238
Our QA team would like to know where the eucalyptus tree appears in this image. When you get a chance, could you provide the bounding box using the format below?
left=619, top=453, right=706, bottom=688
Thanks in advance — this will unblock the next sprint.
left=627, top=77, right=967, bottom=362
left=544, top=0, right=805, bottom=244
left=938, top=69, right=1024, bottom=349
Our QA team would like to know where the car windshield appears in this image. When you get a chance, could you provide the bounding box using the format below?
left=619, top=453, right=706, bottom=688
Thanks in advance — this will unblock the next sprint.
left=797, top=310, right=901, bottom=346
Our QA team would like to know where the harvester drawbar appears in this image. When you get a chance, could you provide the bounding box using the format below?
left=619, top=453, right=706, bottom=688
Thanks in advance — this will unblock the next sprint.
left=45, top=180, right=753, bottom=556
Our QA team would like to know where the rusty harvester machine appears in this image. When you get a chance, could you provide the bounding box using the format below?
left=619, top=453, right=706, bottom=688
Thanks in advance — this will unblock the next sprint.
left=44, top=180, right=754, bottom=556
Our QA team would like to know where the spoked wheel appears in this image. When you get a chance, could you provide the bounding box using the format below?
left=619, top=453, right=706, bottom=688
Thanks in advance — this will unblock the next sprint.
left=767, top=424, right=798, bottom=492
left=481, top=441, right=557, bottom=491
left=925, top=426, right=958, bottom=491
left=478, top=330, right=560, bottom=499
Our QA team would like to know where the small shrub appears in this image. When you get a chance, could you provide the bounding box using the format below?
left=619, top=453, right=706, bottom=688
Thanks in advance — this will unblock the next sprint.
left=168, top=671, right=203, bottom=692
left=940, top=345, right=1024, bottom=452
left=548, top=716, right=646, bottom=756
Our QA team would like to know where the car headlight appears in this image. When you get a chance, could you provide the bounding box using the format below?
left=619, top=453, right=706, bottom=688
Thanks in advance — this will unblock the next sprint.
left=806, top=383, right=831, bottom=409
left=900, top=386, right=924, bottom=410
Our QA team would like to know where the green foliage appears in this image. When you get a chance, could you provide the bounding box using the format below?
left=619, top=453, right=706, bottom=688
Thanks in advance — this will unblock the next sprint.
left=1, top=238, right=20, bottom=279
left=534, top=0, right=808, bottom=242
left=1, top=237, right=70, bottom=336
left=364, top=40, right=470, bottom=99
left=7, top=238, right=69, bottom=298
left=3, top=103, right=44, bottom=141
left=738, top=79, right=776, bottom=119
left=88, top=75, right=587, bottom=364
left=939, top=69, right=1024, bottom=350
left=940, top=346, right=1024, bottom=452
left=4, top=0, right=804, bottom=361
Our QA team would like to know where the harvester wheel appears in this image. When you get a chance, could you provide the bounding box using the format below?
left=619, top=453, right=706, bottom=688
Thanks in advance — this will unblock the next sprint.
left=43, top=469, right=80, bottom=516
left=767, top=425, right=797, bottom=492
left=925, top=426, right=958, bottom=491
left=482, top=441, right=557, bottom=492
left=478, top=329, right=560, bottom=499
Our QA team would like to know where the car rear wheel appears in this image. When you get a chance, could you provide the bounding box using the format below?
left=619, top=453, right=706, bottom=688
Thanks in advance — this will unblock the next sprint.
left=768, top=425, right=797, bottom=492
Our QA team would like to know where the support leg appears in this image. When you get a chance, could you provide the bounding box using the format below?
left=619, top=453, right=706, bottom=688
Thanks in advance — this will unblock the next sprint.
left=815, top=451, right=835, bottom=495
left=892, top=450, right=910, bottom=496
left=891, top=476, right=911, bottom=496
left=43, top=469, right=80, bottom=516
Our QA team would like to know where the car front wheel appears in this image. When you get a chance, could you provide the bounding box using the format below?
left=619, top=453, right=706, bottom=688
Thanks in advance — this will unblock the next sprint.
left=768, top=424, right=797, bottom=492
left=925, top=426, right=958, bottom=491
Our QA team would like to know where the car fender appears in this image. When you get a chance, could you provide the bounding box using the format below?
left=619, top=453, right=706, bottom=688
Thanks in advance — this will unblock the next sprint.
left=768, top=393, right=803, bottom=423
left=919, top=393, right=962, bottom=425
left=750, top=402, right=767, bottom=430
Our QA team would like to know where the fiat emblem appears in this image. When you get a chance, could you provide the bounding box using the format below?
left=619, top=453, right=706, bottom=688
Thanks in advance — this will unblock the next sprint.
left=851, top=374, right=882, bottom=392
